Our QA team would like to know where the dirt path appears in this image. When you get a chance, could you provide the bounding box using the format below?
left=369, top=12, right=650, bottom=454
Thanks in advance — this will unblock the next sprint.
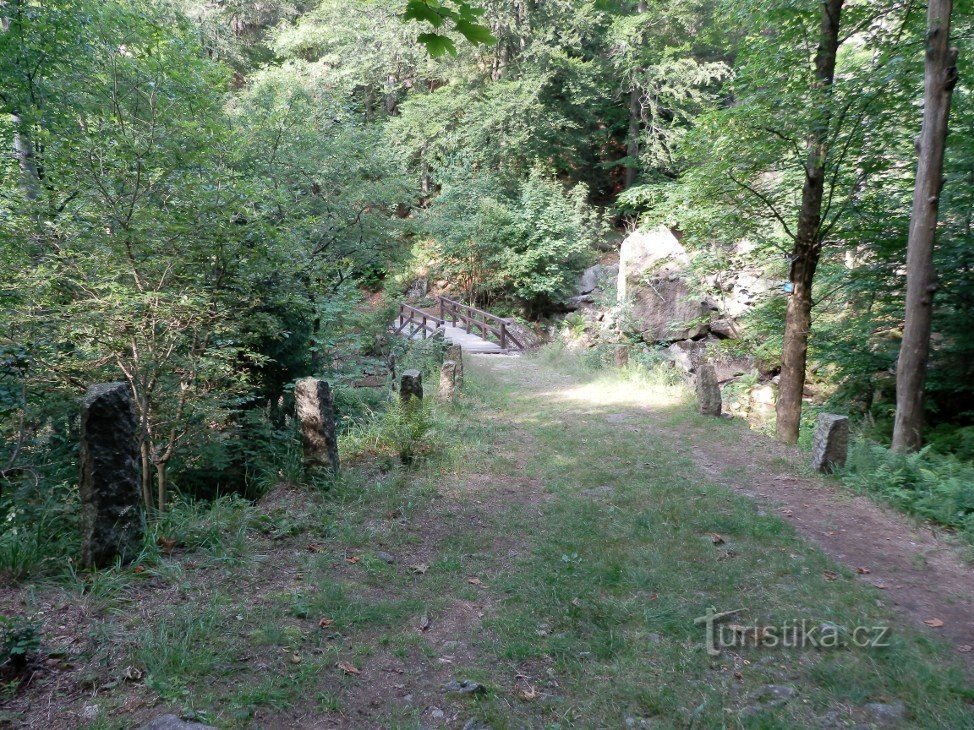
left=685, top=433, right=974, bottom=660
left=4, top=352, right=974, bottom=729
left=482, top=353, right=974, bottom=664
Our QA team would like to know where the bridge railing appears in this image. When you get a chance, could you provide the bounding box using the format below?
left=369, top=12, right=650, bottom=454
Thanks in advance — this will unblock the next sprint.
left=393, top=302, right=444, bottom=340
left=437, top=295, right=524, bottom=351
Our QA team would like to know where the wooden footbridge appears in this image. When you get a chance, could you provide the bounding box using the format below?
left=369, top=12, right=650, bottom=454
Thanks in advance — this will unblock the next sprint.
left=393, top=296, right=524, bottom=354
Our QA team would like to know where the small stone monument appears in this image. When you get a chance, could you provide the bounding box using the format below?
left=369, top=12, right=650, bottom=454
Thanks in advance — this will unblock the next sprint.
left=445, top=343, right=463, bottom=384
left=400, top=369, right=423, bottom=403
left=811, top=413, right=849, bottom=473
left=80, top=382, right=143, bottom=569
left=295, top=378, right=340, bottom=473
left=439, top=360, right=458, bottom=400
left=695, top=363, right=722, bottom=417
left=614, top=344, right=630, bottom=368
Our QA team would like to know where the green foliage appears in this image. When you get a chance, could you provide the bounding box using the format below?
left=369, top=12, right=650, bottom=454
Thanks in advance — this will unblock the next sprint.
left=424, top=168, right=600, bottom=314
left=841, top=442, right=974, bottom=544
left=380, top=396, right=435, bottom=464
left=0, top=0, right=412, bottom=522
left=0, top=615, right=40, bottom=669
left=404, top=0, right=495, bottom=56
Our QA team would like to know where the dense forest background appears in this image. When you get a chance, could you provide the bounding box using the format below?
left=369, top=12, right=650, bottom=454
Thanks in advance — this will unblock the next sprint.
left=2, top=0, right=973, bottom=572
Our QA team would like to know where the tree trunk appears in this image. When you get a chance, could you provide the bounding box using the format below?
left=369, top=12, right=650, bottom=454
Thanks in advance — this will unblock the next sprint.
left=384, top=74, right=398, bottom=116
left=775, top=0, right=844, bottom=444
left=11, top=113, right=40, bottom=200
left=623, top=0, right=647, bottom=190
left=156, top=460, right=167, bottom=513
left=624, top=87, right=641, bottom=189
left=140, top=439, right=153, bottom=512
left=892, top=0, right=958, bottom=453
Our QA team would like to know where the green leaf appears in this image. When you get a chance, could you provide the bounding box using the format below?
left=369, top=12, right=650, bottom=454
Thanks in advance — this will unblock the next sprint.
left=454, top=19, right=496, bottom=46
left=417, top=32, right=457, bottom=57
left=403, top=0, right=448, bottom=29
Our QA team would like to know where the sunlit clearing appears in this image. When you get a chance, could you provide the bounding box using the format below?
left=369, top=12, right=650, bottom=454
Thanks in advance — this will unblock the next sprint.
left=540, top=374, right=686, bottom=409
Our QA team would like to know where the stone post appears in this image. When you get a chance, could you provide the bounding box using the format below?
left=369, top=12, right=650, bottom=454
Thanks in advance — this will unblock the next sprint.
left=400, top=369, right=423, bottom=403
left=439, top=361, right=458, bottom=401
left=80, top=382, right=143, bottom=569
left=445, top=343, right=463, bottom=384
left=387, top=353, right=397, bottom=391
left=614, top=344, right=630, bottom=368
left=811, top=414, right=849, bottom=474
left=696, top=363, right=722, bottom=417
left=295, top=378, right=340, bottom=473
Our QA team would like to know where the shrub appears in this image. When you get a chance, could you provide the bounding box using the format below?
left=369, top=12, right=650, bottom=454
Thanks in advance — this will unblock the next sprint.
left=380, top=397, right=435, bottom=465
left=0, top=615, right=40, bottom=670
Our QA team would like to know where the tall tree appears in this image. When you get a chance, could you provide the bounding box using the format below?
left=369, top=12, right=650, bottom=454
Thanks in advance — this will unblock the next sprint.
left=892, top=0, right=959, bottom=452
left=775, top=0, right=845, bottom=444
left=623, top=0, right=647, bottom=190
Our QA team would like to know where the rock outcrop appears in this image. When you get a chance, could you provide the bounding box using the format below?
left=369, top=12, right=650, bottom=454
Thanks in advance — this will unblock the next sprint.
left=617, top=226, right=712, bottom=343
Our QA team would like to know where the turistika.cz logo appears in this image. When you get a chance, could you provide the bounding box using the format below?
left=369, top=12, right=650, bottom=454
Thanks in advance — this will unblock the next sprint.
left=694, top=607, right=891, bottom=656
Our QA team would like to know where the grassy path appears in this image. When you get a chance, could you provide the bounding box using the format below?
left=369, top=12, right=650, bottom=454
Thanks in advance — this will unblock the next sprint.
left=3, top=353, right=973, bottom=728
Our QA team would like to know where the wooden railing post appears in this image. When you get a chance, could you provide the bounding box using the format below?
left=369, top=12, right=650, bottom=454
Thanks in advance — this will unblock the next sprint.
left=500, top=323, right=507, bottom=350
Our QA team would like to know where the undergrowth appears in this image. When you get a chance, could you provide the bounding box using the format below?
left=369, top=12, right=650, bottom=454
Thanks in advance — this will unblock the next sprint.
left=840, top=441, right=974, bottom=546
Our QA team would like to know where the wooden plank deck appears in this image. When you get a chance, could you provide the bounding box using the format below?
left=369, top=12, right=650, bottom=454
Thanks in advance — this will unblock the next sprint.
left=395, top=321, right=507, bottom=354
left=440, top=324, right=505, bottom=354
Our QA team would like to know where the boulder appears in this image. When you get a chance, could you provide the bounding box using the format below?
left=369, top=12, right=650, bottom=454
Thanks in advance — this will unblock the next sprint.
left=712, top=354, right=757, bottom=382
left=616, top=227, right=711, bottom=342
left=666, top=340, right=709, bottom=373
left=80, top=382, right=143, bottom=569
left=577, top=264, right=618, bottom=295
left=629, top=277, right=710, bottom=342
left=709, top=318, right=741, bottom=339
left=406, top=277, right=429, bottom=298
left=712, top=271, right=775, bottom=318
left=617, top=226, right=690, bottom=302
left=748, top=384, right=777, bottom=427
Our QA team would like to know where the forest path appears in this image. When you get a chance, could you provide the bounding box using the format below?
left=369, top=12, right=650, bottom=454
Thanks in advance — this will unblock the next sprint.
left=472, top=353, right=974, bottom=658
left=5, top=352, right=974, bottom=729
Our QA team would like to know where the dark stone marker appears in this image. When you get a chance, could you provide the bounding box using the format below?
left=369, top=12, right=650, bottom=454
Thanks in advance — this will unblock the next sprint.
left=811, top=414, right=849, bottom=474
left=80, top=382, right=142, bottom=569
left=400, top=369, right=423, bottom=403
left=696, top=363, right=722, bottom=417
left=439, top=360, right=458, bottom=401
left=295, top=378, right=340, bottom=473
left=614, top=344, right=630, bottom=368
